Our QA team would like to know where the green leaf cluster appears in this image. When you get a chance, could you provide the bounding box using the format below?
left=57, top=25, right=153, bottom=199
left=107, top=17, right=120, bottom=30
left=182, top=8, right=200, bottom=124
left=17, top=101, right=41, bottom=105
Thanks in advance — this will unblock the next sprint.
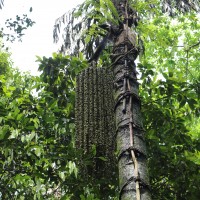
left=53, top=0, right=120, bottom=60
left=137, top=10, right=200, bottom=200
left=0, top=50, right=98, bottom=199
left=1, top=6, right=35, bottom=43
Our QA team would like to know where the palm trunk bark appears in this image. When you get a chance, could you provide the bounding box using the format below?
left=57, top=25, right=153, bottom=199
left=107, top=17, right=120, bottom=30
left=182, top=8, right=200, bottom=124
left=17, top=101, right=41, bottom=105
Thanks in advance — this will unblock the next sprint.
left=112, top=0, right=151, bottom=199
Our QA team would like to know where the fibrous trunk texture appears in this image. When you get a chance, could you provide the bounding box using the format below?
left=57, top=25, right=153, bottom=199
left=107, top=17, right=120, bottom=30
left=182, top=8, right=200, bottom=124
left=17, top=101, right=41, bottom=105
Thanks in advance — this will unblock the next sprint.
left=112, top=38, right=151, bottom=199
left=75, top=67, right=116, bottom=193
left=112, top=1, right=151, bottom=199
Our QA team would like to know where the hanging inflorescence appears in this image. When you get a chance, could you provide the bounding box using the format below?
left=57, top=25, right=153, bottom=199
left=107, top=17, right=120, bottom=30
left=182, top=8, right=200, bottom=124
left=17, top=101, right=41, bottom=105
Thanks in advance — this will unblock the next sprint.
left=75, top=66, right=116, bottom=180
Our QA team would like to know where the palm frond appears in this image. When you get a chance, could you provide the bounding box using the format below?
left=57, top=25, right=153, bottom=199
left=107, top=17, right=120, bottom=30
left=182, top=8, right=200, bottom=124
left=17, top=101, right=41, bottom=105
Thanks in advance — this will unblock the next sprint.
left=0, top=0, right=4, bottom=10
left=53, top=0, right=120, bottom=58
left=162, top=0, right=200, bottom=15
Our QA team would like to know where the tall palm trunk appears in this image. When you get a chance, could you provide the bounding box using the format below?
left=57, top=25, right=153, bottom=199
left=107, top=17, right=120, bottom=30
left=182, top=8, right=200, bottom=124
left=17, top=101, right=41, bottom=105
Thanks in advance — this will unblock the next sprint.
left=112, top=0, right=151, bottom=199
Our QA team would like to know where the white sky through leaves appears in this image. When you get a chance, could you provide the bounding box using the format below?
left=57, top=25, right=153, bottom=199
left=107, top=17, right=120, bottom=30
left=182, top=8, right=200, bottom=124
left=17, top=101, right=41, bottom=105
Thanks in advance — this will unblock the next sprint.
left=0, top=0, right=84, bottom=75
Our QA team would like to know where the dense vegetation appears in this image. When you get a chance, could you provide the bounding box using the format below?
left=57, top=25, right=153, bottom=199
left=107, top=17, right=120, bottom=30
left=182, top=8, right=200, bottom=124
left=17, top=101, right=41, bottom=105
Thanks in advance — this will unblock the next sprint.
left=0, top=0, right=200, bottom=199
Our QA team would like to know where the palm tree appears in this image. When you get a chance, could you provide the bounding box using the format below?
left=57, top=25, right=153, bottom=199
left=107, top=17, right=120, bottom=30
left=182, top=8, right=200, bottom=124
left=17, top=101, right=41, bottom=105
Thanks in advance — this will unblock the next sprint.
left=110, top=1, right=151, bottom=199
left=53, top=0, right=200, bottom=199
left=111, top=1, right=199, bottom=199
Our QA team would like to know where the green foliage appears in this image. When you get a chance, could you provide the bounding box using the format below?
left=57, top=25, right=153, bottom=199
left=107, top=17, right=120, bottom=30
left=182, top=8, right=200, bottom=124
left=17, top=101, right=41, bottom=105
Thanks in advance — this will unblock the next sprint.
left=136, top=10, right=200, bottom=200
left=3, top=13, right=35, bottom=42
left=0, top=51, right=88, bottom=199
left=0, top=6, right=35, bottom=43
left=0, top=0, right=200, bottom=199
left=0, top=47, right=11, bottom=75
left=1, top=14, right=35, bottom=42
left=0, top=50, right=120, bottom=199
left=53, top=0, right=120, bottom=59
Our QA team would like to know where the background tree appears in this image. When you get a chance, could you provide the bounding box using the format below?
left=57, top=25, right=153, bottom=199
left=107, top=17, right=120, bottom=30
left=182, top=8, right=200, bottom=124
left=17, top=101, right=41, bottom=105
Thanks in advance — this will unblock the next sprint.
left=0, top=0, right=35, bottom=43
left=0, top=50, right=89, bottom=199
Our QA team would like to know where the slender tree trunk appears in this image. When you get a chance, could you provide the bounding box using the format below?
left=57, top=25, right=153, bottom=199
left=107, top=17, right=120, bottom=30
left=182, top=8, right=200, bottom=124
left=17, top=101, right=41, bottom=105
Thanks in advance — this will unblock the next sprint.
left=112, top=1, right=151, bottom=199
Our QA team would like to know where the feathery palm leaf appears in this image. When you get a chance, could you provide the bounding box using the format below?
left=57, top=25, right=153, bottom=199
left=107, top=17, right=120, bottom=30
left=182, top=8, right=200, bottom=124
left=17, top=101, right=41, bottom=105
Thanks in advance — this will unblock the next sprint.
left=0, top=0, right=4, bottom=10
left=53, top=0, right=200, bottom=58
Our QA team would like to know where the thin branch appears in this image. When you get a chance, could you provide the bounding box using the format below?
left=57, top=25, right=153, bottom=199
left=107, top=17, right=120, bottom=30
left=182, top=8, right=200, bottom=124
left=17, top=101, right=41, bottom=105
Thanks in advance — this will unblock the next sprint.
left=186, top=49, right=188, bottom=78
left=184, top=40, right=200, bottom=78
left=170, top=40, right=200, bottom=50
left=141, top=95, right=169, bottom=106
left=187, top=40, right=200, bottom=51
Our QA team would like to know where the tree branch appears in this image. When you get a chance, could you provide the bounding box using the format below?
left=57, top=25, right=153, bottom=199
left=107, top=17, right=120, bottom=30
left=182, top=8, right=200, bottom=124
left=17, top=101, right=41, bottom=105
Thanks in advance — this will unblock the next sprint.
left=187, top=40, right=200, bottom=51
